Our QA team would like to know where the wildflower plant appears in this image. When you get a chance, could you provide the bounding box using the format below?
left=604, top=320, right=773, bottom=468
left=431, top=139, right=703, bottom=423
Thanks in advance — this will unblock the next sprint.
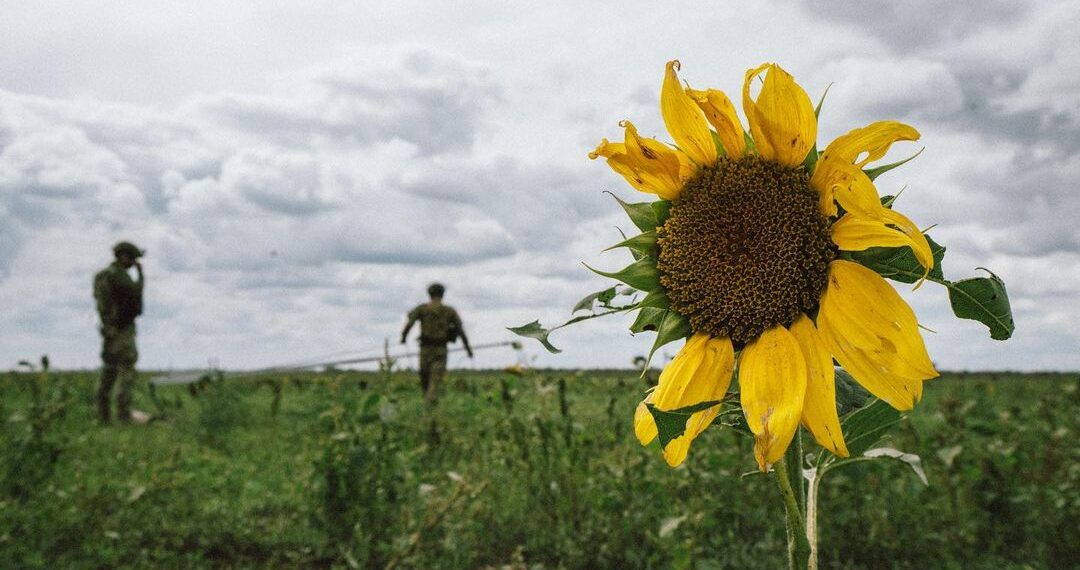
left=511, top=60, right=1014, bottom=568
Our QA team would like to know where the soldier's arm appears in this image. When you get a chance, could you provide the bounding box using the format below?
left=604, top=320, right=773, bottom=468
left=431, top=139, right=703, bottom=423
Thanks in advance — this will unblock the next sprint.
left=454, top=310, right=473, bottom=357
left=401, top=306, right=420, bottom=343
left=113, top=267, right=142, bottom=297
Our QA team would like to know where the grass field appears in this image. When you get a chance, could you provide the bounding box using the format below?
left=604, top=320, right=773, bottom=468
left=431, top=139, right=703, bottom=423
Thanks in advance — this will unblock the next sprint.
left=1, top=366, right=1077, bottom=569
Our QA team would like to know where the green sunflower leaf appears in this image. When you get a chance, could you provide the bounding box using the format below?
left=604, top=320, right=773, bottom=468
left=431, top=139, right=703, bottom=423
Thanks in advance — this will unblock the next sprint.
left=839, top=398, right=904, bottom=457
left=506, top=321, right=562, bottom=354
left=606, top=191, right=658, bottom=232
left=585, top=257, right=661, bottom=292
left=947, top=269, right=1015, bottom=340
left=605, top=231, right=658, bottom=259
left=572, top=286, right=619, bottom=314
left=647, top=400, right=722, bottom=451
left=863, top=148, right=924, bottom=182
left=849, top=233, right=946, bottom=283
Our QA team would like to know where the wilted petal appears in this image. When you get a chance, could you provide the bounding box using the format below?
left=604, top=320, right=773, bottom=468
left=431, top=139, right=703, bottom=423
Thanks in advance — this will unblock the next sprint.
left=742, top=63, right=817, bottom=167
left=688, top=87, right=746, bottom=159
left=661, top=60, right=717, bottom=168
left=738, top=325, right=807, bottom=471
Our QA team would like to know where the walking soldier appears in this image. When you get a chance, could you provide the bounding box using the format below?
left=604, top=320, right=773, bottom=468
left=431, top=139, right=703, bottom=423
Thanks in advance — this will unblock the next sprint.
left=401, top=283, right=472, bottom=403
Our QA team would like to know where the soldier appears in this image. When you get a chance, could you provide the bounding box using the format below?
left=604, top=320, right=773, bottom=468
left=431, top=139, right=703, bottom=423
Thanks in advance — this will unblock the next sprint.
left=93, top=241, right=144, bottom=424
left=400, top=283, right=473, bottom=403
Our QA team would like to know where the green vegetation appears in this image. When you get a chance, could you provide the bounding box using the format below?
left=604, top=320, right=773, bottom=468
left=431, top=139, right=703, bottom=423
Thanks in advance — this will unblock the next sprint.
left=1, top=368, right=1077, bottom=569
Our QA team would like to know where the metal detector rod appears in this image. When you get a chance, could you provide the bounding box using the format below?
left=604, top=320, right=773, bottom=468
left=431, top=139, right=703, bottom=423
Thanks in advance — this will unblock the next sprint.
left=324, top=341, right=514, bottom=367
left=151, top=340, right=517, bottom=384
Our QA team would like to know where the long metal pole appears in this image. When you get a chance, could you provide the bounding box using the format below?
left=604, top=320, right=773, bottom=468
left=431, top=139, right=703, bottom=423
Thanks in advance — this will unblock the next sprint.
left=151, top=341, right=517, bottom=385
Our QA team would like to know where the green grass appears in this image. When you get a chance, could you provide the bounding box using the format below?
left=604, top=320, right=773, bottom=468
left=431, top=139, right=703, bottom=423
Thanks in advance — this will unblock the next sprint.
left=1, top=368, right=1077, bottom=569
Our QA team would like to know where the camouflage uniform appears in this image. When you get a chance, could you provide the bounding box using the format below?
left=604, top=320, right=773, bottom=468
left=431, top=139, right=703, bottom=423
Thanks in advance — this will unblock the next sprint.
left=94, top=261, right=143, bottom=422
left=403, top=303, right=466, bottom=403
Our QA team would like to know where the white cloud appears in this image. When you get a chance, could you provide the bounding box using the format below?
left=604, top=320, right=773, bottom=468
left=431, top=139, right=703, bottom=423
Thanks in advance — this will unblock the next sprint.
left=0, top=2, right=1077, bottom=372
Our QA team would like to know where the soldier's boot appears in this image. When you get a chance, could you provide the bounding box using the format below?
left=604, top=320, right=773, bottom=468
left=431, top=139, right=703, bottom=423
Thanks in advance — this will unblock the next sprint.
left=116, top=363, right=136, bottom=423
left=98, top=365, right=118, bottom=423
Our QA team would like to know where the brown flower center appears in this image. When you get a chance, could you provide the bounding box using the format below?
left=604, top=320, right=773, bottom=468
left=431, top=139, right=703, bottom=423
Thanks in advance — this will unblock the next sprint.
left=657, top=156, right=834, bottom=346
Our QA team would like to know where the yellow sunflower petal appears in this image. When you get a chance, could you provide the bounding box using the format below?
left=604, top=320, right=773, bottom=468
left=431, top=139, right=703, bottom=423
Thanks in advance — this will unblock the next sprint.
left=810, top=121, right=920, bottom=217
left=742, top=63, right=817, bottom=167
left=813, top=161, right=881, bottom=218
left=739, top=325, right=807, bottom=471
left=590, top=120, right=685, bottom=200
left=653, top=333, right=735, bottom=467
left=588, top=138, right=624, bottom=159
left=661, top=60, right=717, bottom=168
left=817, top=121, right=920, bottom=168
left=790, top=314, right=849, bottom=458
left=688, top=88, right=746, bottom=159
left=831, top=210, right=934, bottom=279
left=817, top=260, right=939, bottom=411
left=634, top=392, right=658, bottom=445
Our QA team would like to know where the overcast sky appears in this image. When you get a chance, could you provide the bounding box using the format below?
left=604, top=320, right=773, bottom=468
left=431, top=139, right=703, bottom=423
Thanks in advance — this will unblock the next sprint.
left=2, top=1, right=1077, bottom=372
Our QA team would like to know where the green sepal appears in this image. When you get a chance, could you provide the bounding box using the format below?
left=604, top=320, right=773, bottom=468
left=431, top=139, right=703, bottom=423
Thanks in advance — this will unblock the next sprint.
left=834, top=368, right=871, bottom=417
left=630, top=307, right=666, bottom=334
left=605, top=191, right=658, bottom=232
left=743, top=131, right=756, bottom=153
left=506, top=320, right=562, bottom=354
left=711, top=130, right=727, bottom=157
left=630, top=290, right=673, bottom=333
left=647, top=400, right=721, bottom=451
left=863, top=148, right=924, bottom=181
left=638, top=289, right=671, bottom=309
left=850, top=233, right=946, bottom=283
left=646, top=310, right=691, bottom=366
left=839, top=398, right=903, bottom=457
left=572, top=286, right=619, bottom=314
left=803, top=146, right=820, bottom=176
left=814, top=83, right=833, bottom=119
left=652, top=200, right=672, bottom=226
left=605, top=231, right=657, bottom=259
left=585, top=257, right=660, bottom=292
left=947, top=269, right=1014, bottom=340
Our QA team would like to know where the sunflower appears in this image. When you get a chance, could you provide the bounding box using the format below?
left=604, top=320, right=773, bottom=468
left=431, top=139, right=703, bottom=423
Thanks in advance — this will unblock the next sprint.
left=590, top=61, right=938, bottom=471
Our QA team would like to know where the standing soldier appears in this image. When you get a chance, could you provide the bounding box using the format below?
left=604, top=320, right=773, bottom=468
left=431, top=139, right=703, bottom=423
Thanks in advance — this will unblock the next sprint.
left=93, top=241, right=144, bottom=424
left=400, top=283, right=472, bottom=403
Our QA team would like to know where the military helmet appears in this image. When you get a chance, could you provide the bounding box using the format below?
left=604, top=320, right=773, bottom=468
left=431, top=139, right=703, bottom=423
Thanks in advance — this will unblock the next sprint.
left=112, top=241, right=145, bottom=258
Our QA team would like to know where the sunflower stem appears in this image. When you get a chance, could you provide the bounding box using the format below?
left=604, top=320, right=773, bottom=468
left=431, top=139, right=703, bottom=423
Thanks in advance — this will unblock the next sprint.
left=775, top=455, right=810, bottom=569
left=806, top=464, right=822, bottom=570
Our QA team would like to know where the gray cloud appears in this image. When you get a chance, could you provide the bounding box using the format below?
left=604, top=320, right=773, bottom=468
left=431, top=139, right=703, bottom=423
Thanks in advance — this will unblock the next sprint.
left=1, top=3, right=1077, bottom=372
left=801, top=0, right=1032, bottom=50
